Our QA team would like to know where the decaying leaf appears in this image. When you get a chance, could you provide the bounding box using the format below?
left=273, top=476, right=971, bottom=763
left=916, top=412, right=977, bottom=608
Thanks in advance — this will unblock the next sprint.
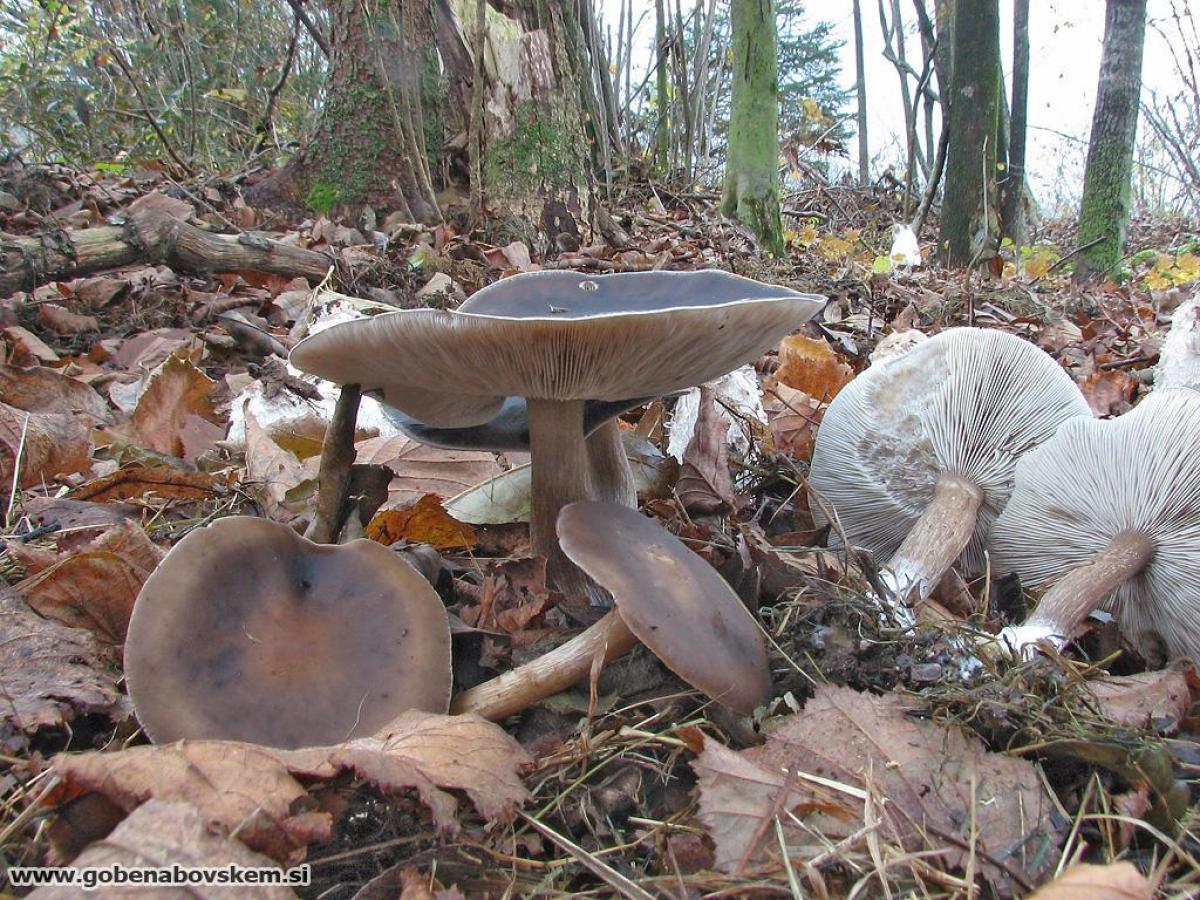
left=38, top=801, right=297, bottom=899
left=0, top=364, right=111, bottom=422
left=774, top=333, right=853, bottom=401
left=366, top=494, right=477, bottom=551
left=1026, top=862, right=1154, bottom=900
left=71, top=467, right=227, bottom=503
left=677, top=386, right=743, bottom=514
left=0, top=591, right=127, bottom=733
left=762, top=380, right=822, bottom=461
left=694, top=686, right=1059, bottom=887
left=355, top=436, right=503, bottom=508
left=1079, top=369, right=1137, bottom=417
left=48, top=712, right=531, bottom=862
left=445, top=464, right=532, bottom=525
left=15, top=521, right=164, bottom=645
left=129, top=353, right=224, bottom=459
left=0, top=400, right=92, bottom=488
left=243, top=407, right=318, bottom=519
left=1084, top=662, right=1194, bottom=732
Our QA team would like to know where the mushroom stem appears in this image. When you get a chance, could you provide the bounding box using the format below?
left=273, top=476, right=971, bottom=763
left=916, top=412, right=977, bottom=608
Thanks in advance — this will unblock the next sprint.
left=884, top=471, right=985, bottom=607
left=306, top=383, right=362, bottom=544
left=450, top=611, right=639, bottom=720
left=527, top=397, right=602, bottom=600
left=585, top=420, right=636, bottom=507
left=1000, top=529, right=1157, bottom=654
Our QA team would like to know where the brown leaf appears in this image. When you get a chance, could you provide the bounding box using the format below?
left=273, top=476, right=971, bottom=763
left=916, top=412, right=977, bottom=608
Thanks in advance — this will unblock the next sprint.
left=1085, top=662, right=1193, bottom=732
left=279, top=711, right=532, bottom=832
left=0, top=364, right=110, bottom=421
left=3, top=325, right=59, bottom=364
left=355, top=436, right=503, bottom=508
left=0, top=591, right=127, bottom=733
left=15, top=522, right=163, bottom=645
left=0, top=401, right=92, bottom=488
left=762, top=380, right=822, bottom=461
left=243, top=407, right=317, bottom=519
left=695, top=686, right=1058, bottom=887
left=677, top=386, right=742, bottom=514
left=71, top=467, right=226, bottom=503
left=39, top=303, right=100, bottom=335
left=366, top=494, right=477, bottom=551
left=1079, top=370, right=1137, bottom=417
left=69, top=276, right=129, bottom=307
left=130, top=354, right=223, bottom=459
left=37, top=801, right=298, bottom=898
left=775, top=333, right=853, bottom=401
left=1026, top=862, right=1154, bottom=900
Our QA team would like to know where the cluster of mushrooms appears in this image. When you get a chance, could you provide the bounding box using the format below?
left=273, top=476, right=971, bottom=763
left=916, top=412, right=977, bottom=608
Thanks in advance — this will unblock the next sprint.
left=123, top=270, right=1200, bottom=751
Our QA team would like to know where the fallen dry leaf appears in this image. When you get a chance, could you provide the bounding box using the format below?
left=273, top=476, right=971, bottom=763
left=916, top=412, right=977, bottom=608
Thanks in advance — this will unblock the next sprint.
left=0, top=364, right=111, bottom=421
left=366, top=494, right=477, bottom=551
left=0, top=591, right=127, bottom=733
left=677, top=386, right=743, bottom=514
left=0, top=401, right=92, bottom=488
left=1085, top=662, right=1193, bottom=732
left=15, top=521, right=163, bottom=645
left=762, top=380, right=822, bottom=461
left=695, top=686, right=1058, bottom=887
left=1079, top=369, right=1137, bottom=417
left=774, top=333, right=853, bottom=401
left=130, top=353, right=224, bottom=459
left=39, top=302, right=100, bottom=335
left=243, top=407, right=317, bottom=519
left=355, top=435, right=503, bottom=508
left=4, top=325, right=60, bottom=364
left=36, top=801, right=297, bottom=899
left=71, top=467, right=226, bottom=503
left=48, top=712, right=530, bottom=862
left=1026, top=862, right=1154, bottom=900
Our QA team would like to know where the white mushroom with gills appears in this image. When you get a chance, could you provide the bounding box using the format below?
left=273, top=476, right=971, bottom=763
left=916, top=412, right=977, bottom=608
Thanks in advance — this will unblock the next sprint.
left=290, top=270, right=825, bottom=599
left=124, top=516, right=452, bottom=749
left=987, top=388, right=1200, bottom=662
left=451, top=501, right=771, bottom=720
left=807, top=328, right=1091, bottom=620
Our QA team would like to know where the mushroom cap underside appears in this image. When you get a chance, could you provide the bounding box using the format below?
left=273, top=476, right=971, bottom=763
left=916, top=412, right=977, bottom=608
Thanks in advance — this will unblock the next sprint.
left=808, top=327, right=1092, bottom=575
left=990, top=388, right=1200, bottom=662
left=124, top=516, right=452, bottom=748
left=290, top=271, right=824, bottom=427
left=557, top=501, right=770, bottom=714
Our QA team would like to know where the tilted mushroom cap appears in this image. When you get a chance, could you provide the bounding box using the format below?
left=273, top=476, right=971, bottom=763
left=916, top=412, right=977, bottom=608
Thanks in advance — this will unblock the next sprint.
left=289, top=270, right=825, bottom=426
left=384, top=395, right=650, bottom=452
left=557, top=501, right=771, bottom=714
left=809, top=327, right=1091, bottom=576
left=989, top=388, right=1200, bottom=662
left=124, top=516, right=451, bottom=748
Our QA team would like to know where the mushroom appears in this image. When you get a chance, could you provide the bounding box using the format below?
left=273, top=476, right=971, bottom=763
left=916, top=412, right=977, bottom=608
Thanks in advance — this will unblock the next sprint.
left=987, top=388, right=1200, bottom=662
left=451, top=501, right=771, bottom=719
left=808, top=327, right=1091, bottom=618
left=124, top=516, right=451, bottom=748
left=291, top=270, right=824, bottom=598
left=384, top=395, right=650, bottom=506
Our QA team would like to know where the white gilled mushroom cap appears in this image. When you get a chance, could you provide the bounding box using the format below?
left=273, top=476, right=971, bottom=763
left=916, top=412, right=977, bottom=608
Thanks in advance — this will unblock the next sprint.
left=989, top=388, right=1200, bottom=662
left=809, top=327, right=1091, bottom=605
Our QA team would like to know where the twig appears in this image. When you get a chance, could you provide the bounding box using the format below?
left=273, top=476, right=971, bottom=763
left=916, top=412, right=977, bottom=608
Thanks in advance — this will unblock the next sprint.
left=107, top=45, right=195, bottom=176
left=282, top=0, right=330, bottom=58
left=1042, top=235, right=1106, bottom=277
left=305, top=383, right=361, bottom=544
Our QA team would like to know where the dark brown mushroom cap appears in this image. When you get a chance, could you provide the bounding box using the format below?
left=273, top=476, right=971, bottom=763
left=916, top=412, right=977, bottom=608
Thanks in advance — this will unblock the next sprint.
left=557, top=501, right=770, bottom=714
left=124, top=516, right=451, bottom=748
left=808, top=327, right=1091, bottom=575
left=990, top=388, right=1200, bottom=662
left=290, top=270, right=825, bottom=427
left=384, top=395, right=651, bottom=452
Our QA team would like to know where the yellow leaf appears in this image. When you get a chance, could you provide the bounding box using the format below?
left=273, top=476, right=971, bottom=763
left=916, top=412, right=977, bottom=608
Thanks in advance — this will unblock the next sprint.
left=366, top=494, right=477, bottom=551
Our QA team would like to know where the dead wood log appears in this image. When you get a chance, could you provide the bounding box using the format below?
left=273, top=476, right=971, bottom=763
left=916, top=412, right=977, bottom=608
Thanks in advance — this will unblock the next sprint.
left=0, top=192, right=331, bottom=298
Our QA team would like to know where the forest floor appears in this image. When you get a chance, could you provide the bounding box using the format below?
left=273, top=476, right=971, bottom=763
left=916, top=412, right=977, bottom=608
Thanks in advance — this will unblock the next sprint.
left=0, top=159, right=1199, bottom=898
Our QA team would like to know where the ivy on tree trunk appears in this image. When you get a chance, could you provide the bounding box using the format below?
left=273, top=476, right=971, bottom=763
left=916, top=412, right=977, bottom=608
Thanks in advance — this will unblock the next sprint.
left=1075, top=0, right=1148, bottom=280
left=939, top=0, right=1000, bottom=267
left=721, top=0, right=785, bottom=258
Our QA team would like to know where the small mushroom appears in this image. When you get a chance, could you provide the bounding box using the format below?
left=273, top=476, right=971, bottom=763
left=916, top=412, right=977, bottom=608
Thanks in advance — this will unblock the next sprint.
left=291, top=270, right=824, bottom=597
left=451, top=501, right=771, bottom=719
left=385, top=395, right=650, bottom=506
left=988, top=388, right=1200, bottom=662
left=124, top=516, right=451, bottom=748
left=808, top=328, right=1091, bottom=617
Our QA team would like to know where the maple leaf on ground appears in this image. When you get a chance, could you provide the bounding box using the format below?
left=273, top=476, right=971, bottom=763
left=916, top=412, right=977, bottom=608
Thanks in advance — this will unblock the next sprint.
left=694, top=685, right=1059, bottom=889
left=0, top=591, right=128, bottom=734
left=48, top=712, right=531, bottom=863
left=677, top=386, right=744, bottom=514
left=37, top=801, right=296, bottom=899
left=355, top=435, right=503, bottom=509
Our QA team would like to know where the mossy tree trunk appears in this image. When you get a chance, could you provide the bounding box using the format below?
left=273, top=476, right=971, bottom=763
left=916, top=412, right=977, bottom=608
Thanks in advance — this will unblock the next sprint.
left=1075, top=0, right=1148, bottom=280
left=938, top=0, right=1000, bottom=267
left=1000, top=0, right=1029, bottom=245
left=721, top=0, right=785, bottom=258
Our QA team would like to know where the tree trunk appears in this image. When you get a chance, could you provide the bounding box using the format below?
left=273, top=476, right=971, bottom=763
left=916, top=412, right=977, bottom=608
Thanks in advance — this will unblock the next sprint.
left=939, top=0, right=1000, bottom=267
left=654, top=0, right=671, bottom=174
left=853, top=0, right=870, bottom=186
left=721, top=0, right=784, bottom=257
left=1075, top=0, right=1148, bottom=280
left=1001, top=0, right=1029, bottom=245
